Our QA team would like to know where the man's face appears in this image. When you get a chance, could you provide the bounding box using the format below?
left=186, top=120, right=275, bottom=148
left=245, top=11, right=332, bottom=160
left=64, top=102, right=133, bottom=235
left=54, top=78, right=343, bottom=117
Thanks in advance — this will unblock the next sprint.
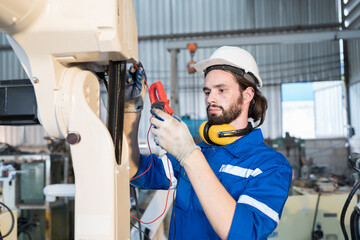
left=203, top=70, right=243, bottom=125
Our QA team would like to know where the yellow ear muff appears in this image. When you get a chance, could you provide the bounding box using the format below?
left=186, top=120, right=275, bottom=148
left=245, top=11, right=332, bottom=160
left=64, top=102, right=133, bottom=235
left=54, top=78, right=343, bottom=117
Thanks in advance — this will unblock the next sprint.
left=199, top=121, right=238, bottom=145
left=208, top=124, right=238, bottom=145
left=199, top=121, right=211, bottom=145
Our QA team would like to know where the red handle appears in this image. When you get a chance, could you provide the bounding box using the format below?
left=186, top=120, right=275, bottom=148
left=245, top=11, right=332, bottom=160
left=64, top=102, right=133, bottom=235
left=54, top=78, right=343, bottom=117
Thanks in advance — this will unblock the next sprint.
left=149, top=81, right=174, bottom=115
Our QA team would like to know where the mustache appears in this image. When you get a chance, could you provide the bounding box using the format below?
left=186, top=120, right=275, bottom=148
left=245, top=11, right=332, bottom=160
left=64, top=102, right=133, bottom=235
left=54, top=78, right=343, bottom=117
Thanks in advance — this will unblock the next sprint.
left=207, top=104, right=224, bottom=112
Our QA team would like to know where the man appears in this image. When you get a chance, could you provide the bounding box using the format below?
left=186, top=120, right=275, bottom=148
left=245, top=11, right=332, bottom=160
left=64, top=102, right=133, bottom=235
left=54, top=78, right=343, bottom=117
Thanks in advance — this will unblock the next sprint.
left=125, top=46, right=292, bottom=240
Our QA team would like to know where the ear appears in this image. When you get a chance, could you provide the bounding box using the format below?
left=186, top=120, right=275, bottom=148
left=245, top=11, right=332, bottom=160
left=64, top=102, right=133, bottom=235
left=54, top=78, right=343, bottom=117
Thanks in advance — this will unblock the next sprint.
left=242, top=87, right=255, bottom=105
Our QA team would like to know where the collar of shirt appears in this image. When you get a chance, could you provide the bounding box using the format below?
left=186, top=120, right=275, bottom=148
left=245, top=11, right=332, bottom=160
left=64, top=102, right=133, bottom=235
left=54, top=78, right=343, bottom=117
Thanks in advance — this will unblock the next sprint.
left=197, top=128, right=264, bottom=156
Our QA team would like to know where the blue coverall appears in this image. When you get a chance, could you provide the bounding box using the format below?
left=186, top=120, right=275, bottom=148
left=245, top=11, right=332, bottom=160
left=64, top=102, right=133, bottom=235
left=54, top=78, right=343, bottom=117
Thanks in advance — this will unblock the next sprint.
left=131, top=129, right=292, bottom=239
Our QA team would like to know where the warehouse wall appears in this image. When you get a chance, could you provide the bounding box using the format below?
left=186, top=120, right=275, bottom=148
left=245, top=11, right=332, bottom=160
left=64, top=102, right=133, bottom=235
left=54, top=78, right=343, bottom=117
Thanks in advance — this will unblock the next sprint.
left=347, top=38, right=360, bottom=151
left=134, top=0, right=341, bottom=139
left=134, top=0, right=339, bottom=35
left=0, top=34, right=48, bottom=146
left=0, top=35, right=27, bottom=80
left=314, top=81, right=347, bottom=138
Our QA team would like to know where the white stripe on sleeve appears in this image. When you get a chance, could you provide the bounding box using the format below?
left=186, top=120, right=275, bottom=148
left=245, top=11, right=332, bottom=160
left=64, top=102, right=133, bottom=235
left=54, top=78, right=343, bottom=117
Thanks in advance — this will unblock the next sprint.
left=238, top=195, right=279, bottom=223
left=219, top=165, right=262, bottom=178
left=160, top=153, right=178, bottom=189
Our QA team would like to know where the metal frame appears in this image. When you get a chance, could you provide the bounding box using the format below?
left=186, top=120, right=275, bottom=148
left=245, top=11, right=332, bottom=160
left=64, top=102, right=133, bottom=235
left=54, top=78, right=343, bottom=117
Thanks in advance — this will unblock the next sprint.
left=166, top=29, right=360, bottom=50
left=0, top=154, right=51, bottom=207
left=166, top=28, right=360, bottom=125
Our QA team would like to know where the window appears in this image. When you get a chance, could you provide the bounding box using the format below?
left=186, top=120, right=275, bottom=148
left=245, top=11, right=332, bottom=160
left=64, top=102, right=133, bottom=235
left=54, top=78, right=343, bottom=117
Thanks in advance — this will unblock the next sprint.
left=282, top=81, right=346, bottom=139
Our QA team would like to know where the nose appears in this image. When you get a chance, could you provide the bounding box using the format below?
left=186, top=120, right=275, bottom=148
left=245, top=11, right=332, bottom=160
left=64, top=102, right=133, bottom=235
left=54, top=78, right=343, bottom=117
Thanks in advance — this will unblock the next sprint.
left=206, top=91, right=217, bottom=105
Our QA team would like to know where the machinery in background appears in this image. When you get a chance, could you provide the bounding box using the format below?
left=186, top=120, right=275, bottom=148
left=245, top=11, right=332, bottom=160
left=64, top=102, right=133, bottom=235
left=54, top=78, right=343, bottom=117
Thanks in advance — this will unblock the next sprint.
left=270, top=186, right=356, bottom=240
left=0, top=79, right=39, bottom=125
left=186, top=43, right=198, bottom=74
left=271, top=153, right=360, bottom=240
left=265, top=132, right=306, bottom=180
left=265, top=133, right=358, bottom=239
left=0, top=142, right=73, bottom=240
left=266, top=132, right=351, bottom=182
left=341, top=152, right=360, bottom=239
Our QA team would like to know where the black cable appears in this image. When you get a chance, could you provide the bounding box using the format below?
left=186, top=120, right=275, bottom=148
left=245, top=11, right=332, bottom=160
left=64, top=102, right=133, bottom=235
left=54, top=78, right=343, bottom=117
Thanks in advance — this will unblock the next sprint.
left=17, top=218, right=37, bottom=235
left=0, top=201, right=15, bottom=239
left=355, top=210, right=360, bottom=240
left=311, top=190, right=321, bottom=240
left=19, top=231, right=32, bottom=240
left=341, top=180, right=360, bottom=240
left=140, top=52, right=342, bottom=74
left=132, top=187, right=142, bottom=240
left=261, top=59, right=339, bottom=75
left=130, top=222, right=151, bottom=240
left=353, top=166, right=360, bottom=174
left=350, top=209, right=359, bottom=240
left=350, top=210, right=356, bottom=240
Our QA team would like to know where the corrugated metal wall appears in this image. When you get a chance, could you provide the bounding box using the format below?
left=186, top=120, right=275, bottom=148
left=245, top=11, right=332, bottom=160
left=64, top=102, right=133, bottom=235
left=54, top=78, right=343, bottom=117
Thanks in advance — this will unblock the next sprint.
left=347, top=39, right=360, bottom=139
left=134, top=0, right=338, bottom=34
left=0, top=34, right=48, bottom=146
left=0, top=125, right=48, bottom=146
left=0, top=0, right=346, bottom=145
left=314, top=81, right=347, bottom=138
left=134, top=0, right=341, bottom=139
left=0, top=34, right=27, bottom=80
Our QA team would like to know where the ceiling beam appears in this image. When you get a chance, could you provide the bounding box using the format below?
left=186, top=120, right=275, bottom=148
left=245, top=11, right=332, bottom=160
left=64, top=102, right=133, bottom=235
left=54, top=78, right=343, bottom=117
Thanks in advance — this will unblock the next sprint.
left=166, top=29, right=360, bottom=50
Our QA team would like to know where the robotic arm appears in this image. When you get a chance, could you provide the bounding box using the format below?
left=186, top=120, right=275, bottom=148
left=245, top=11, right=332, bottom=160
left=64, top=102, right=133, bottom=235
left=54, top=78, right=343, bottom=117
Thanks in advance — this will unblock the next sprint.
left=0, top=0, right=138, bottom=239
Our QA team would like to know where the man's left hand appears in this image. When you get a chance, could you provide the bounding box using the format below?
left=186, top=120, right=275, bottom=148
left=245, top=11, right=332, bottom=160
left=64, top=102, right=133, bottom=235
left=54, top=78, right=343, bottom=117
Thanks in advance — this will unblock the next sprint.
left=150, top=109, right=200, bottom=166
left=125, top=62, right=147, bottom=113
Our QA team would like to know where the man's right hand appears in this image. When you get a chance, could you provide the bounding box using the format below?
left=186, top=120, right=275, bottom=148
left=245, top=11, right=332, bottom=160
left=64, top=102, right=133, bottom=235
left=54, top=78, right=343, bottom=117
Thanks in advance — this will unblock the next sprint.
left=124, top=62, right=147, bottom=113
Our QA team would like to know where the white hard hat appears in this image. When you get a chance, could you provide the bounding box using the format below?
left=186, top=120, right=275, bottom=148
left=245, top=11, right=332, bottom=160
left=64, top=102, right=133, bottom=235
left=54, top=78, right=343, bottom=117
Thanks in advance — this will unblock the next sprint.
left=194, top=46, right=263, bottom=88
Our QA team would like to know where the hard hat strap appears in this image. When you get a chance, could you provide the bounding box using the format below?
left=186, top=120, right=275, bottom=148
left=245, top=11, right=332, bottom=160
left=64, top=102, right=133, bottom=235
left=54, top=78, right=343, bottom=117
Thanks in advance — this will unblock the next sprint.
left=204, top=65, right=259, bottom=89
left=204, top=65, right=245, bottom=77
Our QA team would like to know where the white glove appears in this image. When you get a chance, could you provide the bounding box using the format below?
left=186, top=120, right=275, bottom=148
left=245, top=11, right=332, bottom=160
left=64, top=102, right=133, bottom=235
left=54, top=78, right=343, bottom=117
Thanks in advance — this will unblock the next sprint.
left=150, top=109, right=200, bottom=166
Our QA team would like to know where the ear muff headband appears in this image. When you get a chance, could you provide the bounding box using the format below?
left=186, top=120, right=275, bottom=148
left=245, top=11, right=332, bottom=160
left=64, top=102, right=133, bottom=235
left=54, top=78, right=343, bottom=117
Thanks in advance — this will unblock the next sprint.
left=199, top=121, right=253, bottom=146
left=218, top=122, right=253, bottom=138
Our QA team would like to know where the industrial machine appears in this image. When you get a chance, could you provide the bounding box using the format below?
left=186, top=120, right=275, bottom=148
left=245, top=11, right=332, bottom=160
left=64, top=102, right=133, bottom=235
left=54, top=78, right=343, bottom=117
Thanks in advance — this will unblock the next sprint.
left=265, top=132, right=306, bottom=180
left=0, top=0, right=138, bottom=239
left=0, top=152, right=74, bottom=240
left=270, top=186, right=356, bottom=240
left=0, top=143, right=73, bottom=240
left=341, top=152, right=360, bottom=239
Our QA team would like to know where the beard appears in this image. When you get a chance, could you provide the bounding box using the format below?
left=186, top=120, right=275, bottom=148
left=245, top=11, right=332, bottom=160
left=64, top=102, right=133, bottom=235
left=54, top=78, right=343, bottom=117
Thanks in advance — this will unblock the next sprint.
left=207, top=96, right=243, bottom=125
